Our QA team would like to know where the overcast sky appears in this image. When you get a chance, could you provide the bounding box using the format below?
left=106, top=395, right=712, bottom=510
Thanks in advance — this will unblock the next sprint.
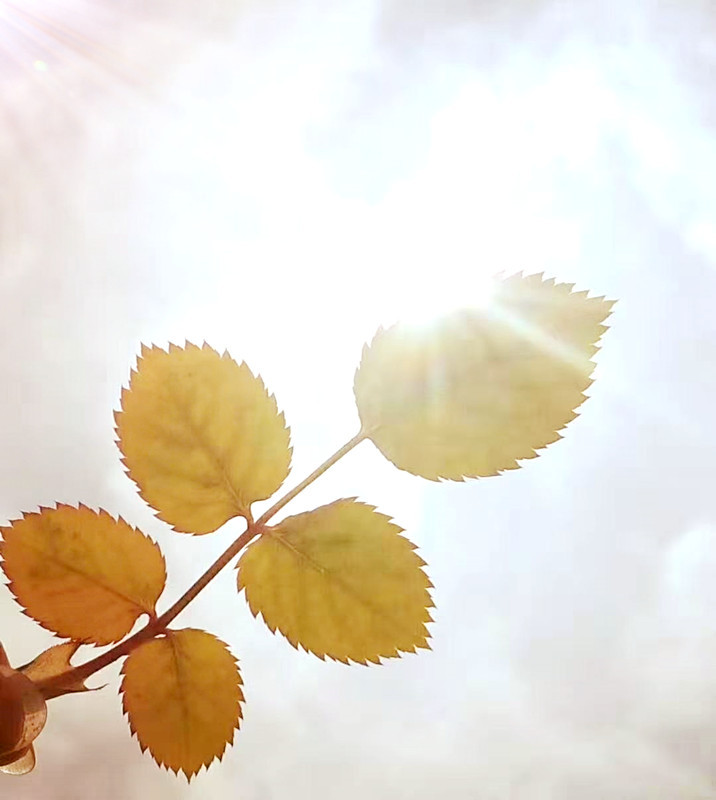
left=1, top=0, right=716, bottom=798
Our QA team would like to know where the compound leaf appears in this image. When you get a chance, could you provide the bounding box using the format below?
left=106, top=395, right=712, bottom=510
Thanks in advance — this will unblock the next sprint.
left=0, top=505, right=166, bottom=645
left=121, top=628, right=243, bottom=780
left=116, top=342, right=292, bottom=534
left=353, top=272, right=614, bottom=479
left=238, top=499, right=433, bottom=664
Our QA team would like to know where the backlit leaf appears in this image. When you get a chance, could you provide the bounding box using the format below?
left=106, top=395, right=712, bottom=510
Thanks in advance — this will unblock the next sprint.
left=0, top=505, right=166, bottom=645
left=354, top=272, right=614, bottom=479
left=116, top=342, right=292, bottom=534
left=238, top=499, right=433, bottom=664
left=121, top=628, right=243, bottom=779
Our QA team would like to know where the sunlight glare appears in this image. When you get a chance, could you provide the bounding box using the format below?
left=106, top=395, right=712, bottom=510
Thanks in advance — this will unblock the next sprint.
left=386, top=268, right=499, bottom=331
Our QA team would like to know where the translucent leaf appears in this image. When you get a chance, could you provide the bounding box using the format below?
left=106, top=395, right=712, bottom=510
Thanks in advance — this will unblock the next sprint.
left=121, top=628, right=243, bottom=779
left=0, top=645, right=47, bottom=775
left=0, top=505, right=167, bottom=645
left=353, top=272, right=615, bottom=479
left=20, top=642, right=93, bottom=699
left=116, top=342, right=292, bottom=534
left=238, top=499, right=433, bottom=664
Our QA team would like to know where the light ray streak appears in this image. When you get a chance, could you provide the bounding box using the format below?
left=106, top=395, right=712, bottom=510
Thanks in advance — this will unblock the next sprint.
left=0, top=1, right=146, bottom=90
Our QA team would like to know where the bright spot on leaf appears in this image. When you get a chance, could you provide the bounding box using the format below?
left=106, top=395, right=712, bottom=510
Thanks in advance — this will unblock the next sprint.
left=393, top=270, right=498, bottom=329
left=0, top=505, right=166, bottom=645
left=116, top=342, right=292, bottom=534
left=353, top=272, right=614, bottom=480
left=121, top=628, right=243, bottom=780
left=238, top=499, right=433, bottom=664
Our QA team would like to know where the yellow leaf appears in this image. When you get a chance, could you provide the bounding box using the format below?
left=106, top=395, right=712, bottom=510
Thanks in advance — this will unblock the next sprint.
left=238, top=499, right=433, bottom=664
left=121, top=629, right=243, bottom=779
left=116, top=342, right=292, bottom=534
left=353, top=272, right=614, bottom=480
left=0, top=505, right=166, bottom=645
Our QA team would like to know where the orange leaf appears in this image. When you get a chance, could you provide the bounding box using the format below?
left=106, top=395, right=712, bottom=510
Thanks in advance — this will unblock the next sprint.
left=116, top=342, right=292, bottom=534
left=354, top=272, right=614, bottom=479
left=0, top=505, right=166, bottom=645
left=121, top=629, right=243, bottom=779
left=238, top=499, right=433, bottom=664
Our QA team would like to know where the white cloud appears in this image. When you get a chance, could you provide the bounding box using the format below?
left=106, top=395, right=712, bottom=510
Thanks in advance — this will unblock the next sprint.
left=2, top=0, right=716, bottom=797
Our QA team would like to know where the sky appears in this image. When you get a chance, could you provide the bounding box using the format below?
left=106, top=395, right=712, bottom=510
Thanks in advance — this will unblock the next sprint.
left=1, top=0, right=716, bottom=797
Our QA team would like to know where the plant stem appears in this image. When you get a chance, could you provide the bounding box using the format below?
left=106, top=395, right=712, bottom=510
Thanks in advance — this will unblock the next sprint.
left=35, top=430, right=368, bottom=699
left=255, top=429, right=367, bottom=526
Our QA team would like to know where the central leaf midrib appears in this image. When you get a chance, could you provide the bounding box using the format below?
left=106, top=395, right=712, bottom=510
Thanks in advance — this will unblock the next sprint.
left=19, top=537, right=148, bottom=612
left=169, top=381, right=247, bottom=516
left=271, top=532, right=420, bottom=642
left=168, top=633, right=193, bottom=772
